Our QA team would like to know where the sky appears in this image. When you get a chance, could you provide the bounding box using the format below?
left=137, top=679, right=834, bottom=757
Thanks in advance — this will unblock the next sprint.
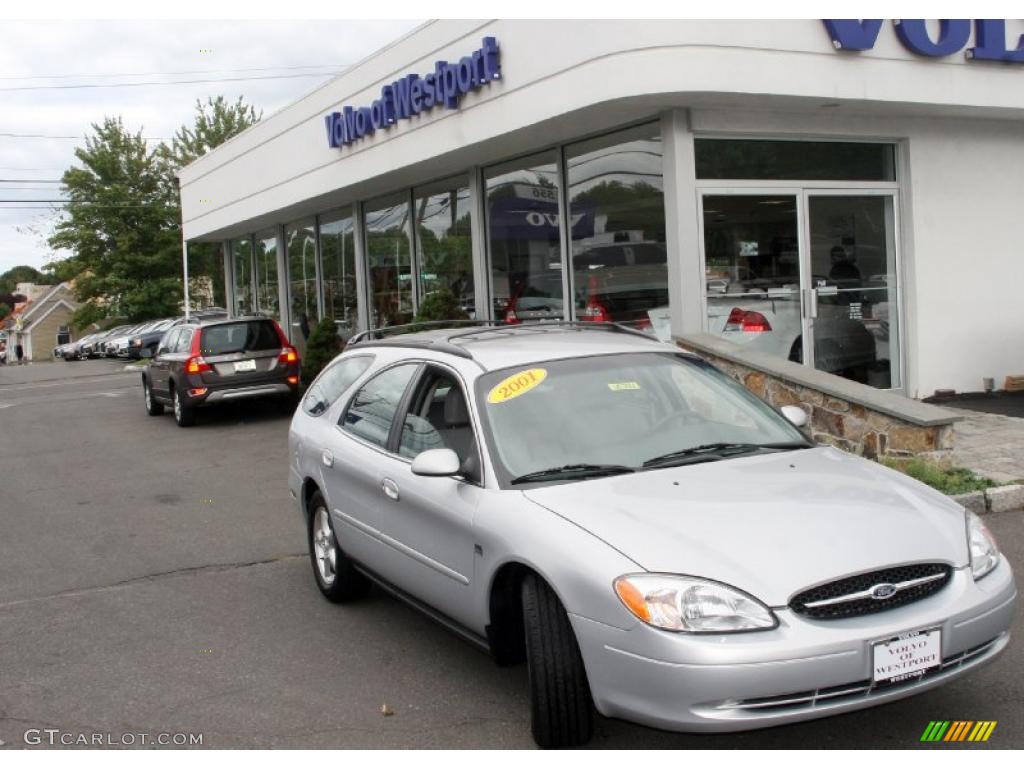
left=0, top=19, right=421, bottom=277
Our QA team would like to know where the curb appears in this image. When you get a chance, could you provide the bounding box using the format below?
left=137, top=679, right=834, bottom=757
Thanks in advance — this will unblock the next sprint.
left=951, top=483, right=1024, bottom=515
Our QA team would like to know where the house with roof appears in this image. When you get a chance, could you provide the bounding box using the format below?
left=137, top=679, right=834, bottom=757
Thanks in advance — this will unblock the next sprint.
left=1, top=283, right=79, bottom=363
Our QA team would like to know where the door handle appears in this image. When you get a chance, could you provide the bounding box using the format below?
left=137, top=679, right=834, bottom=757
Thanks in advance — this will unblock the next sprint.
left=321, top=450, right=333, bottom=468
left=803, top=287, right=819, bottom=320
left=381, top=478, right=400, bottom=502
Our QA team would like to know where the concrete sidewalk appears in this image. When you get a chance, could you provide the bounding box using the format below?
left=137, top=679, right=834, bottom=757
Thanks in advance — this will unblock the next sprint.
left=951, top=410, right=1024, bottom=484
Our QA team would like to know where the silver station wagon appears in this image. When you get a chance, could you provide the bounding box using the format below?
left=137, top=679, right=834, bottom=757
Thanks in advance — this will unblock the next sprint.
left=287, top=322, right=1016, bottom=748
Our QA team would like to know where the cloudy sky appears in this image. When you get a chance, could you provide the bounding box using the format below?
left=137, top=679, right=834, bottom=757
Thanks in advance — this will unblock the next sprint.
left=0, top=19, right=421, bottom=276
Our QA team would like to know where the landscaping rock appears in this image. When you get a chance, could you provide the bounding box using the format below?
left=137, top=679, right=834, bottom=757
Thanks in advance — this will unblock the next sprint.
left=950, top=490, right=987, bottom=515
left=985, top=484, right=1024, bottom=514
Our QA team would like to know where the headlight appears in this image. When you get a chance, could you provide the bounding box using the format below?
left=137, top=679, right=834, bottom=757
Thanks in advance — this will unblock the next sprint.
left=967, top=511, right=1000, bottom=580
left=613, top=574, right=777, bottom=633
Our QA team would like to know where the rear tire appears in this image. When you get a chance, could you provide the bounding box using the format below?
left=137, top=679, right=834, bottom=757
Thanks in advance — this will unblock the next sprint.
left=143, top=377, right=164, bottom=416
left=172, top=385, right=195, bottom=427
left=307, top=490, right=370, bottom=603
left=521, top=573, right=594, bottom=749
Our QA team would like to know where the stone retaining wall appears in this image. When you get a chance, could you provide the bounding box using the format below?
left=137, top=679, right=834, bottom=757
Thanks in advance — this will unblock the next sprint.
left=677, top=333, right=959, bottom=459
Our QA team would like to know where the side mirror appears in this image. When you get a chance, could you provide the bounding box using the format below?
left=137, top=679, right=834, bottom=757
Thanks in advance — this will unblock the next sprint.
left=411, top=448, right=461, bottom=477
left=781, top=405, right=808, bottom=428
left=139, top=348, right=153, bottom=359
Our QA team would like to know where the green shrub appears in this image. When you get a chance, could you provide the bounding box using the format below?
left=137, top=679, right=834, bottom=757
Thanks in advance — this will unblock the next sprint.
left=412, top=288, right=470, bottom=328
left=880, top=457, right=997, bottom=495
left=301, top=318, right=344, bottom=387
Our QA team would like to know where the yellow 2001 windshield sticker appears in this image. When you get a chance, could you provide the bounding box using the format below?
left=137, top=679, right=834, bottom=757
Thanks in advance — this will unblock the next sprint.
left=487, top=368, right=547, bottom=404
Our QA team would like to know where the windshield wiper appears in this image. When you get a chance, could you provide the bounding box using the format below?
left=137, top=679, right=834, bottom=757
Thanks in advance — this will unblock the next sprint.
left=511, top=463, right=636, bottom=485
left=642, top=442, right=809, bottom=469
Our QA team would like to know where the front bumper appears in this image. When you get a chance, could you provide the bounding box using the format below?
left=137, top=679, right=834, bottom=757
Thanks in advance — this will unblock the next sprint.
left=571, top=559, right=1016, bottom=733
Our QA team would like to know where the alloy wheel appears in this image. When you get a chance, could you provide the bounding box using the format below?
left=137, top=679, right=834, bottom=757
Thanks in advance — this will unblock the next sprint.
left=312, top=506, right=337, bottom=586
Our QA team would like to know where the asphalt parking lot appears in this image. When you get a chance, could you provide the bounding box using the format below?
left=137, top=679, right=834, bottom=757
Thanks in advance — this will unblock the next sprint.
left=0, top=360, right=1021, bottom=749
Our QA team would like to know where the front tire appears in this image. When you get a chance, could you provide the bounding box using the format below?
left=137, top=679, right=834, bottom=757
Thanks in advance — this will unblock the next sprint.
left=172, top=385, right=195, bottom=427
left=521, top=573, right=594, bottom=748
left=143, top=377, right=164, bottom=416
left=308, top=491, right=370, bottom=603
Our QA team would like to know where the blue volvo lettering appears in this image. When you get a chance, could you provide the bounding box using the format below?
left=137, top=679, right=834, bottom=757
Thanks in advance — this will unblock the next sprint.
left=325, top=37, right=501, bottom=149
left=823, top=19, right=1024, bottom=62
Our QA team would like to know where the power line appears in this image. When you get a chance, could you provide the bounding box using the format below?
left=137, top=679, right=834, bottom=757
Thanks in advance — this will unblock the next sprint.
left=0, top=63, right=349, bottom=81
left=0, top=179, right=63, bottom=183
left=0, top=132, right=171, bottom=140
left=0, top=71, right=339, bottom=93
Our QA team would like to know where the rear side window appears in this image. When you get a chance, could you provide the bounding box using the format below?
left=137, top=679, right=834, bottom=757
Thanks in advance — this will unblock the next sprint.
left=340, top=364, right=418, bottom=449
left=159, top=329, right=180, bottom=353
left=173, top=329, right=194, bottom=354
left=303, top=356, right=374, bottom=416
left=200, top=321, right=279, bottom=355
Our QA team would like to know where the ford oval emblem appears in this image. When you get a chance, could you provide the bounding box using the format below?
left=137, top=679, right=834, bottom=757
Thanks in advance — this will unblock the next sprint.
left=871, top=583, right=898, bottom=600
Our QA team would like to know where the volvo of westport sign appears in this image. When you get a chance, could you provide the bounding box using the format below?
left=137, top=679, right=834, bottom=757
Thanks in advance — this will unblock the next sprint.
left=324, top=37, right=501, bottom=149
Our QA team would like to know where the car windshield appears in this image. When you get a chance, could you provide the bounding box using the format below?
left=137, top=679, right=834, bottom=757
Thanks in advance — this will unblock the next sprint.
left=200, top=320, right=280, bottom=355
left=475, top=352, right=809, bottom=485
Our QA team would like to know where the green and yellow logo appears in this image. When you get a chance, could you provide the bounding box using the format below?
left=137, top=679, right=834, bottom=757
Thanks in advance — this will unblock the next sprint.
left=921, top=721, right=997, bottom=742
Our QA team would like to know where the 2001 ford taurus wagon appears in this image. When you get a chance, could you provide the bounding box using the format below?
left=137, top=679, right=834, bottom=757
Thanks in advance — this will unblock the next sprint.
left=287, top=322, right=1016, bottom=748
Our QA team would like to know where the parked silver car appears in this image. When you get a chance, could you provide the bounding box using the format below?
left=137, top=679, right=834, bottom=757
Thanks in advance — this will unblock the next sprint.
left=287, top=322, right=1016, bottom=748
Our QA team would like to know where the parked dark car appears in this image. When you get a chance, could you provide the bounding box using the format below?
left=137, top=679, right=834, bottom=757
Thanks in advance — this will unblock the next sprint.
left=127, top=318, right=175, bottom=358
left=140, top=316, right=301, bottom=427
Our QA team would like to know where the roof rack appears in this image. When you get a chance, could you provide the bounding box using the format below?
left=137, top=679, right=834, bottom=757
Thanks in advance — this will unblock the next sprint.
left=347, top=319, right=499, bottom=346
left=345, top=319, right=662, bottom=361
left=444, top=320, right=659, bottom=344
left=346, top=320, right=502, bottom=360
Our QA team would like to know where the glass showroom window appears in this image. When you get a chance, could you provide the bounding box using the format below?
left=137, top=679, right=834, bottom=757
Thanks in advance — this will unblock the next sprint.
left=286, top=218, right=319, bottom=353
left=414, top=179, right=473, bottom=319
left=364, top=193, right=413, bottom=328
left=319, top=208, right=359, bottom=339
left=254, top=229, right=280, bottom=320
left=232, top=237, right=253, bottom=316
left=485, top=152, right=564, bottom=323
left=566, top=125, right=666, bottom=329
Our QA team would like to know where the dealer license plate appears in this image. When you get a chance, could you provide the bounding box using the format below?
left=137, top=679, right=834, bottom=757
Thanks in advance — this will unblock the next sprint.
left=234, top=359, right=257, bottom=372
left=872, top=628, right=941, bottom=683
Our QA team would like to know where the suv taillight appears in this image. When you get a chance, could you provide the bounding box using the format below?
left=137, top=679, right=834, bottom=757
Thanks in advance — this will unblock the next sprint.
left=185, top=356, right=211, bottom=374
left=187, top=326, right=212, bottom=373
left=724, top=307, right=772, bottom=333
left=271, top=320, right=299, bottom=365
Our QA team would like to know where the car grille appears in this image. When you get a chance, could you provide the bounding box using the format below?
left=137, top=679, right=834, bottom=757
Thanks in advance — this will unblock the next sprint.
left=789, top=563, right=952, bottom=619
left=728, top=637, right=1000, bottom=713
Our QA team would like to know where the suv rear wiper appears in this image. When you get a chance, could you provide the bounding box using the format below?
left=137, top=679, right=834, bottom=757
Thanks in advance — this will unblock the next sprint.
left=642, top=442, right=809, bottom=469
left=511, top=463, right=636, bottom=485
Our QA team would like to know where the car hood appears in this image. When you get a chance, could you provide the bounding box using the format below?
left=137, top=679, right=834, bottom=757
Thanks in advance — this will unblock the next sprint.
left=521, top=447, right=968, bottom=606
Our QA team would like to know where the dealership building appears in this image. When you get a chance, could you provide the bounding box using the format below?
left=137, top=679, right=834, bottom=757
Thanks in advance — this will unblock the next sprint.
left=179, top=19, right=1024, bottom=401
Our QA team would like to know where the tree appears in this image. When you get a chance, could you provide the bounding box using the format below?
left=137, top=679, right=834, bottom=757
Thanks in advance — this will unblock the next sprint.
left=47, top=98, right=261, bottom=328
left=301, top=318, right=344, bottom=386
left=47, top=117, right=182, bottom=327
left=0, top=265, right=45, bottom=294
left=0, top=303, right=10, bottom=319
left=158, top=97, right=262, bottom=312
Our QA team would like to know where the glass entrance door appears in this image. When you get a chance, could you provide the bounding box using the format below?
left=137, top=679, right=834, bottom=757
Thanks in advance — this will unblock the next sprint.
left=701, top=192, right=901, bottom=389
left=805, top=194, right=900, bottom=389
left=702, top=194, right=807, bottom=366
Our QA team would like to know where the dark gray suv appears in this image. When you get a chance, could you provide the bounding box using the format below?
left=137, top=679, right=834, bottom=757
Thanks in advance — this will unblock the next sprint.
left=141, top=316, right=300, bottom=426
